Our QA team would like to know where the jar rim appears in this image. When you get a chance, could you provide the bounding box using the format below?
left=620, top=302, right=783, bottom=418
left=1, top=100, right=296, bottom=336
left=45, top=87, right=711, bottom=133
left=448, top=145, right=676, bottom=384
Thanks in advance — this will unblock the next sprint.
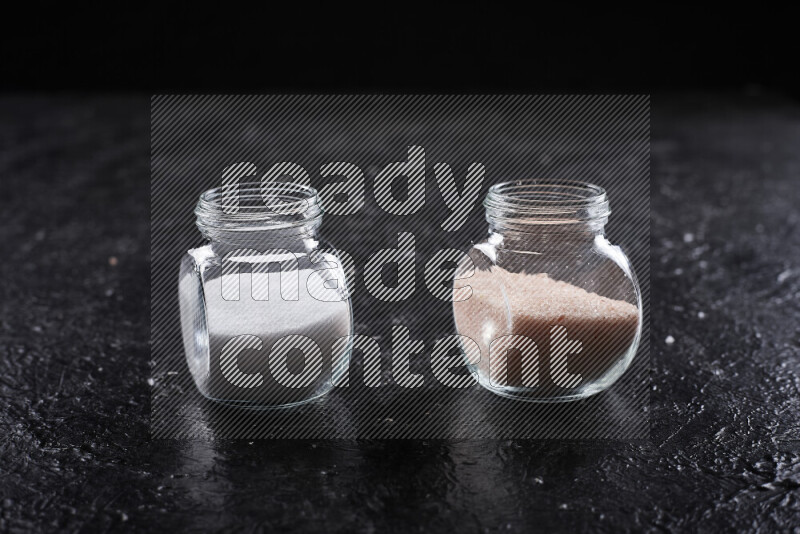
left=195, top=181, right=323, bottom=234
left=484, top=179, right=610, bottom=225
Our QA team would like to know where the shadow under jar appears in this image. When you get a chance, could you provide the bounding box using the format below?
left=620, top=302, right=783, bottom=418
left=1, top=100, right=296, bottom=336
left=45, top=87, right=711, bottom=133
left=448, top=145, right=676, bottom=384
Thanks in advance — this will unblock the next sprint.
left=453, top=180, right=642, bottom=402
left=179, top=182, right=353, bottom=408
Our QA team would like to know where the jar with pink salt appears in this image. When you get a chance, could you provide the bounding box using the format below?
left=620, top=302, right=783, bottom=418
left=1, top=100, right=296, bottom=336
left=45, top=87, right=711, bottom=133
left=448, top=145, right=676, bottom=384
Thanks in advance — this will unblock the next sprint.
left=453, top=180, right=642, bottom=402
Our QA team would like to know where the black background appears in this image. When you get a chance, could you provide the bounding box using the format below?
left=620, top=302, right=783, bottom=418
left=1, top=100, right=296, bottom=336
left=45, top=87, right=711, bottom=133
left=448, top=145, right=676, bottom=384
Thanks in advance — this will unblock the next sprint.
left=2, top=10, right=800, bottom=533
left=2, top=9, right=797, bottom=96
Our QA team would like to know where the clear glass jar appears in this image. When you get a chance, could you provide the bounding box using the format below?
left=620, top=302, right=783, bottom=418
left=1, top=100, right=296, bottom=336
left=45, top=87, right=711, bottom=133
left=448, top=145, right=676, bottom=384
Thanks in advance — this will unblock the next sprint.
left=179, top=182, right=353, bottom=408
left=453, top=180, right=642, bottom=402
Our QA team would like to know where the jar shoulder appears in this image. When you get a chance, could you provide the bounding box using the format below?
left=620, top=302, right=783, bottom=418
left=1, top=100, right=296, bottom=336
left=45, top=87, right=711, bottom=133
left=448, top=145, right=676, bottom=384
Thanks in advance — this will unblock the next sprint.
left=181, top=241, right=344, bottom=269
left=469, top=235, right=635, bottom=271
left=180, top=242, right=353, bottom=302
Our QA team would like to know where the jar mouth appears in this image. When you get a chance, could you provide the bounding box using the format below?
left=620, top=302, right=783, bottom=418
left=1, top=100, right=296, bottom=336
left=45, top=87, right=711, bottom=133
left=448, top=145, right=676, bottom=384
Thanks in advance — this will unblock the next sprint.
left=195, top=182, right=323, bottom=234
left=484, top=179, right=610, bottom=226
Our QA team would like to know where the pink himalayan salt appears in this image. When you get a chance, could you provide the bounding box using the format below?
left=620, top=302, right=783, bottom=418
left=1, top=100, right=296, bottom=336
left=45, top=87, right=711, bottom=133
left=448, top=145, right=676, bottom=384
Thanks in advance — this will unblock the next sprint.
left=453, top=270, right=639, bottom=389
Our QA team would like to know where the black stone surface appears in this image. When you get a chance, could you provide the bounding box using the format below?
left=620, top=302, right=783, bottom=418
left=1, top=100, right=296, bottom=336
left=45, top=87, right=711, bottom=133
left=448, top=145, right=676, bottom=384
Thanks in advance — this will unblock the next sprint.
left=1, top=94, right=799, bottom=532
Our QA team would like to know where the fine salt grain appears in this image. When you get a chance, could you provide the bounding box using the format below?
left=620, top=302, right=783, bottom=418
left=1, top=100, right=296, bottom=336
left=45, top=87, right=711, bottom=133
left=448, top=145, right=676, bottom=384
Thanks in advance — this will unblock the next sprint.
left=454, top=269, right=640, bottom=388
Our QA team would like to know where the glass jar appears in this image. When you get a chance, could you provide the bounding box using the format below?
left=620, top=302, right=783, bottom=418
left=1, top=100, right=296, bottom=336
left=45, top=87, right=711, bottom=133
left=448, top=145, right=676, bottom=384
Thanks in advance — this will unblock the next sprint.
left=453, top=180, right=642, bottom=402
left=179, top=182, right=353, bottom=408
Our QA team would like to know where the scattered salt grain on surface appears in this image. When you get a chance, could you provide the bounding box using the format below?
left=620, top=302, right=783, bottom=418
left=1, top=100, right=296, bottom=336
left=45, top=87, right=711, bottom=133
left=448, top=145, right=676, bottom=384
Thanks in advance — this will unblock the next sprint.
left=777, top=269, right=792, bottom=283
left=665, top=335, right=675, bottom=345
left=147, top=378, right=155, bottom=386
left=683, top=233, right=695, bottom=243
left=697, top=311, right=706, bottom=319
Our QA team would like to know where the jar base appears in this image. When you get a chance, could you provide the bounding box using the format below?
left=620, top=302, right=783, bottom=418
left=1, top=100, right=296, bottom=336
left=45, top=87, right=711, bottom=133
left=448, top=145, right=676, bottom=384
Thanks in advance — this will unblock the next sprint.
left=199, top=384, right=334, bottom=410
left=471, top=355, right=632, bottom=403
left=477, top=382, right=608, bottom=403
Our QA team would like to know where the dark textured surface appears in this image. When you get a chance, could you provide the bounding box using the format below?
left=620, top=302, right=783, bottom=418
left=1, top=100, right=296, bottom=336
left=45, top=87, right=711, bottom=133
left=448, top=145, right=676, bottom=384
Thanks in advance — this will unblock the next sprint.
left=0, top=94, right=799, bottom=532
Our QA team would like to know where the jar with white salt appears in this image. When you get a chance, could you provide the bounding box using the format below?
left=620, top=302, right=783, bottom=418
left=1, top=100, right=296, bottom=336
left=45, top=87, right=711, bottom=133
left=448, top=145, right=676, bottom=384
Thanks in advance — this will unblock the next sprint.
left=179, top=182, right=353, bottom=408
left=453, top=180, right=642, bottom=402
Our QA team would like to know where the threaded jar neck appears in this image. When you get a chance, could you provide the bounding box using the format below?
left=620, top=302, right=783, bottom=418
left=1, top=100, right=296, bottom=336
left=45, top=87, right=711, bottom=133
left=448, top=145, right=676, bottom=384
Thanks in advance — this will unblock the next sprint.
left=485, top=180, right=610, bottom=235
left=195, top=182, right=323, bottom=243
